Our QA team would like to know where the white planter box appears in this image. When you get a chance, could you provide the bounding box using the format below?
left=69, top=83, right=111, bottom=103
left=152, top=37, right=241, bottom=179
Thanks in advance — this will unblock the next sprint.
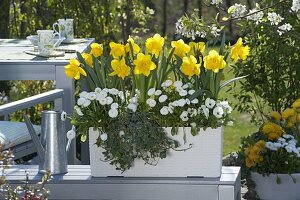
left=89, top=127, right=223, bottom=177
left=251, top=172, right=300, bottom=200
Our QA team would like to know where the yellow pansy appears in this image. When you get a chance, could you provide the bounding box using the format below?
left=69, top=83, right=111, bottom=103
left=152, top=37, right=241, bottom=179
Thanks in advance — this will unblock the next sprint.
left=90, top=43, right=103, bottom=57
left=81, top=53, right=93, bottom=67
left=282, top=108, right=297, bottom=120
left=230, top=38, right=250, bottom=62
left=269, top=111, right=281, bottom=122
left=262, top=122, right=284, bottom=140
left=125, top=36, right=140, bottom=55
left=171, top=39, right=190, bottom=58
left=65, top=58, right=87, bottom=80
left=181, top=55, right=201, bottom=77
left=203, top=50, right=226, bottom=73
left=109, top=59, right=131, bottom=80
left=145, top=34, right=165, bottom=58
left=189, top=41, right=205, bottom=56
left=133, top=53, right=156, bottom=76
left=109, top=42, right=126, bottom=58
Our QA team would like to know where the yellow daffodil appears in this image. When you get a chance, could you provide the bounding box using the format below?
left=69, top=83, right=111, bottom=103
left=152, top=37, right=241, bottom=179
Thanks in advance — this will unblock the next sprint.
left=269, top=111, right=281, bottom=122
left=90, top=43, right=103, bottom=57
left=109, top=42, right=126, bottom=58
left=65, top=58, right=87, bottom=80
left=125, top=36, right=140, bottom=55
left=171, top=39, right=190, bottom=58
left=262, top=122, right=284, bottom=140
left=230, top=38, right=250, bottom=62
left=145, top=34, right=165, bottom=58
left=81, top=53, right=93, bottom=67
left=189, top=41, right=205, bottom=56
left=203, top=50, right=226, bottom=73
left=109, top=59, right=131, bottom=80
left=181, top=55, right=201, bottom=77
left=133, top=53, right=156, bottom=76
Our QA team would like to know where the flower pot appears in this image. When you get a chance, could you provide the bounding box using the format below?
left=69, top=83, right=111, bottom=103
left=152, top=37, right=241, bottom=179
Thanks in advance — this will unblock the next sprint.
left=251, top=172, right=300, bottom=200
left=89, top=126, right=223, bottom=177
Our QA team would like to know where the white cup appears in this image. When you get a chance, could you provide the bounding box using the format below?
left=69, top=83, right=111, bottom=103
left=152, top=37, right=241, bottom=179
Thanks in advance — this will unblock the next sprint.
left=37, top=30, right=61, bottom=56
left=53, top=19, right=74, bottom=42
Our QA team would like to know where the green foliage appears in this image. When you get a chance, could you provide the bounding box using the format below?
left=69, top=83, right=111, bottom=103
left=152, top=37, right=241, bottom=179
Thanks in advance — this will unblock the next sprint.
left=232, top=0, right=300, bottom=122
left=95, top=111, right=178, bottom=172
left=8, top=0, right=154, bottom=44
left=9, top=81, right=54, bottom=124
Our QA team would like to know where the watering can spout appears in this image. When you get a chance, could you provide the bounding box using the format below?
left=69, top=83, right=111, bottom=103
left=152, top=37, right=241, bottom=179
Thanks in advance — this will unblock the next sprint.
left=24, top=115, right=45, bottom=162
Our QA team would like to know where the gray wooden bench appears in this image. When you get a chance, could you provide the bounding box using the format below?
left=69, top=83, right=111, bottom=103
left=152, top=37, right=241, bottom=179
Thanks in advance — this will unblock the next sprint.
left=3, top=165, right=241, bottom=200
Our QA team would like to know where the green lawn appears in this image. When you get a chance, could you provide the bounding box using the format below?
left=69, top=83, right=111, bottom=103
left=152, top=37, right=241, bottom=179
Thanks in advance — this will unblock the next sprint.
left=219, top=66, right=257, bottom=156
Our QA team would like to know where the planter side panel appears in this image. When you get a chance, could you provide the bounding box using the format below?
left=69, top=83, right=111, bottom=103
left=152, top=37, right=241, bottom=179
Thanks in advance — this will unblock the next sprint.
left=89, top=127, right=223, bottom=177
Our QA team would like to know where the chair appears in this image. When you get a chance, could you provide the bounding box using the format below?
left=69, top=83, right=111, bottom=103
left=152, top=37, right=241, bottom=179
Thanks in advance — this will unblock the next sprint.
left=0, top=89, right=64, bottom=160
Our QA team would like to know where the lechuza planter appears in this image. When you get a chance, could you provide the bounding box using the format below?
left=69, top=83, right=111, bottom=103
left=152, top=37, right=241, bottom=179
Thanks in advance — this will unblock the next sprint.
left=89, top=126, right=223, bottom=177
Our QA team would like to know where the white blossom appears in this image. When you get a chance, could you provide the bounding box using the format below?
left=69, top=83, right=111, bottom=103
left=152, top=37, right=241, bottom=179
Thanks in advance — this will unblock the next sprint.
left=160, top=106, right=169, bottom=115
left=267, top=12, right=284, bottom=25
left=283, top=134, right=294, bottom=139
left=200, top=105, right=209, bottom=118
left=292, top=0, right=300, bottom=12
left=211, top=0, right=222, bottom=5
left=61, top=111, right=67, bottom=121
left=205, top=98, right=216, bottom=109
left=167, top=106, right=174, bottom=114
left=182, top=84, right=189, bottom=89
left=74, top=106, right=84, bottom=116
left=155, top=90, right=162, bottom=96
left=79, top=91, right=88, bottom=98
left=179, top=90, right=188, bottom=97
left=127, top=103, right=137, bottom=112
left=277, top=23, right=292, bottom=35
left=180, top=111, right=189, bottom=121
left=99, top=90, right=108, bottom=98
left=87, top=92, right=96, bottom=100
left=108, top=108, right=118, bottom=118
left=100, top=133, right=108, bottom=141
left=67, top=127, right=76, bottom=140
left=174, top=81, right=183, bottom=88
left=188, top=90, right=195, bottom=95
left=106, top=96, right=113, bottom=105
left=111, top=103, right=119, bottom=109
left=130, top=97, right=138, bottom=104
left=171, top=101, right=179, bottom=107
left=213, top=106, right=224, bottom=118
left=227, top=121, right=233, bottom=126
left=285, top=145, right=293, bottom=153
left=146, top=98, right=157, bottom=107
left=98, top=97, right=107, bottom=105
left=109, top=88, right=119, bottom=95
left=77, top=98, right=86, bottom=106
left=185, top=98, right=191, bottom=105
left=95, top=87, right=102, bottom=93
left=191, top=122, right=197, bottom=128
left=188, top=108, right=198, bottom=117
left=178, top=99, right=186, bottom=107
left=159, top=95, right=168, bottom=103
left=209, top=25, right=221, bottom=37
left=191, top=98, right=199, bottom=104
left=247, top=8, right=264, bottom=24
left=164, top=80, right=173, bottom=87
left=231, top=4, right=247, bottom=18
left=83, top=99, right=91, bottom=107
left=147, top=88, right=156, bottom=96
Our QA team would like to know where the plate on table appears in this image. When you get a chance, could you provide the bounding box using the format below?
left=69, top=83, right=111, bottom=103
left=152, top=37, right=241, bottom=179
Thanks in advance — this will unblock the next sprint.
left=24, top=50, right=65, bottom=58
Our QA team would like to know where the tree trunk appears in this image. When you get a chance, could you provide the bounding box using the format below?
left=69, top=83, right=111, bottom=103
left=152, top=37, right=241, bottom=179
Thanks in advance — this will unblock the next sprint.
left=20, top=0, right=27, bottom=38
left=225, top=0, right=233, bottom=37
left=162, top=0, right=167, bottom=36
left=0, top=0, right=10, bottom=38
left=246, top=0, right=253, bottom=9
left=197, top=0, right=202, bottom=17
left=183, top=0, right=188, bottom=14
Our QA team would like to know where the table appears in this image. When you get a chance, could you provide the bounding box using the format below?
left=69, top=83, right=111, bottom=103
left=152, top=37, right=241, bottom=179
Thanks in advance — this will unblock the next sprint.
left=0, top=39, right=95, bottom=163
left=4, top=165, right=241, bottom=200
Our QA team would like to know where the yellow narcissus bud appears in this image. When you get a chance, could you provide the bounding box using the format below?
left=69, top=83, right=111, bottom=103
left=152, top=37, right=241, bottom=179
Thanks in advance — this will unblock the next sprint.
left=90, top=43, right=103, bottom=57
left=81, top=53, right=93, bottom=67
left=203, top=50, right=226, bottom=73
left=228, top=5, right=236, bottom=14
left=269, top=111, right=281, bottom=122
left=125, top=36, right=140, bottom=55
left=189, top=42, right=205, bottom=56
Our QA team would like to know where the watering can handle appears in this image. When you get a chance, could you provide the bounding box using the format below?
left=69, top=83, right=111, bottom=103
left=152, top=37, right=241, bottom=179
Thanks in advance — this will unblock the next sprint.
left=24, top=115, right=45, bottom=162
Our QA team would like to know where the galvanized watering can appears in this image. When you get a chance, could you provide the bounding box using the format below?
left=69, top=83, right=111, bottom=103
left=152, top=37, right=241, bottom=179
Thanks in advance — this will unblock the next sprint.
left=24, top=110, right=73, bottom=175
